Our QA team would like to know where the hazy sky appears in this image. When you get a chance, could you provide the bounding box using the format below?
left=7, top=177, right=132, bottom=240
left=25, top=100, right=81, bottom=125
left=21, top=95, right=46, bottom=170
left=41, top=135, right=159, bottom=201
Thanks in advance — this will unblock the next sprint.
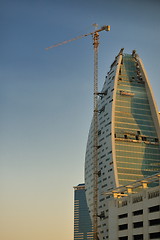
left=1, top=0, right=160, bottom=239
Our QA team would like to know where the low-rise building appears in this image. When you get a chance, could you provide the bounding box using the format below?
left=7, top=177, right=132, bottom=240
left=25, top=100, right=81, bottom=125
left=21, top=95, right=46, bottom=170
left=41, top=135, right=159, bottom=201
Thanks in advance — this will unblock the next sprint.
left=107, top=173, right=160, bottom=240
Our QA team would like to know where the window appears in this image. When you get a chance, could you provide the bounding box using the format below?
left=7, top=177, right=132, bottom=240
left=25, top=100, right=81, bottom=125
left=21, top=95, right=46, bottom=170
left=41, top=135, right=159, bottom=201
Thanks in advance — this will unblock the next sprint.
left=149, top=218, right=160, bottom=226
left=119, top=224, right=128, bottom=231
left=133, top=234, right=143, bottom=240
left=99, top=106, right=105, bottom=113
left=118, top=213, right=128, bottom=219
left=133, top=221, right=143, bottom=228
left=99, top=198, right=105, bottom=202
left=98, top=130, right=101, bottom=135
left=97, top=170, right=101, bottom=177
left=149, top=205, right=160, bottom=213
left=133, top=209, right=143, bottom=216
left=149, top=232, right=160, bottom=239
left=119, top=237, right=128, bottom=240
left=142, top=136, right=147, bottom=141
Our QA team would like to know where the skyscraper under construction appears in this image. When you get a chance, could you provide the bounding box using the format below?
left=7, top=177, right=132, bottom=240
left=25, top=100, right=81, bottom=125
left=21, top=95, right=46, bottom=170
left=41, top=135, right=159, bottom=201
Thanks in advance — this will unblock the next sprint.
left=85, top=49, right=160, bottom=240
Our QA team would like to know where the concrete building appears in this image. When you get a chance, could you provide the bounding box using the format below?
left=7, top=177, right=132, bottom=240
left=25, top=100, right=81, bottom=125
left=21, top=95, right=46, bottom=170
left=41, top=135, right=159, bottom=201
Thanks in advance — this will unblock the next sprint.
left=85, top=49, right=160, bottom=240
left=73, top=184, right=93, bottom=240
left=108, top=173, right=160, bottom=240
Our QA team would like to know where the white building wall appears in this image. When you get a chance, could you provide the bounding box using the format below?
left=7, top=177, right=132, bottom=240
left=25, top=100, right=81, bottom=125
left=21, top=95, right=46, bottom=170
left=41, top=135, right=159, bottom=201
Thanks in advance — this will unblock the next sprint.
left=108, top=184, right=160, bottom=240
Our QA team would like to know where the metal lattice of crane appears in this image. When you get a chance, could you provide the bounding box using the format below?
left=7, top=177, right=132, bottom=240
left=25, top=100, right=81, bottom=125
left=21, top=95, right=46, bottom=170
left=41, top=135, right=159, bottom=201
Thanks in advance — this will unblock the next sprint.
left=45, top=25, right=110, bottom=240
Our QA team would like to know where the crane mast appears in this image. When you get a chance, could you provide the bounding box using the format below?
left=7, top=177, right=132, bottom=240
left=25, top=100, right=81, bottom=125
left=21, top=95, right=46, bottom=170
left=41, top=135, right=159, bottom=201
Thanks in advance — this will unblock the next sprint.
left=93, top=31, right=99, bottom=240
left=45, top=25, right=110, bottom=240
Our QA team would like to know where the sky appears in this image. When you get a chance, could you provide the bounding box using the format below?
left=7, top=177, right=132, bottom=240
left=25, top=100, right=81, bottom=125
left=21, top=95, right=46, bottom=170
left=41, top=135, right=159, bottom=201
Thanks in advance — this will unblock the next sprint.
left=0, top=0, right=160, bottom=239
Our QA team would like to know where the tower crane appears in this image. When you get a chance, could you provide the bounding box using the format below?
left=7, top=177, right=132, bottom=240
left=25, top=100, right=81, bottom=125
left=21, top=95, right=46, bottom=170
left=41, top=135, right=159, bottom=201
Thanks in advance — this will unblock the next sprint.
left=45, top=25, right=110, bottom=240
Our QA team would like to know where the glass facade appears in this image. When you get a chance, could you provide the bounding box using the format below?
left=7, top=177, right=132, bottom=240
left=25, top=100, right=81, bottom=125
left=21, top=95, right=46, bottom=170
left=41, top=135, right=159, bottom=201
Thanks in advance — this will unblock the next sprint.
left=114, top=54, right=160, bottom=186
left=74, top=184, right=93, bottom=240
left=85, top=50, right=160, bottom=240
